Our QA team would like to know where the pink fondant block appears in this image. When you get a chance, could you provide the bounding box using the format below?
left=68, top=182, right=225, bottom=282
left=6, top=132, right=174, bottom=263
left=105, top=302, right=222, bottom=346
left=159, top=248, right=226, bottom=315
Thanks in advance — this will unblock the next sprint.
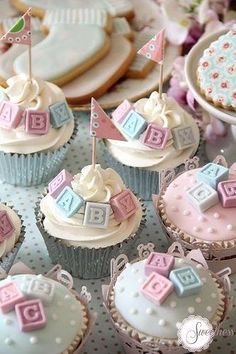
left=141, top=123, right=169, bottom=149
left=141, top=272, right=173, bottom=305
left=218, top=180, right=236, bottom=207
left=0, top=281, right=25, bottom=313
left=0, top=101, right=23, bottom=129
left=110, top=189, right=138, bottom=221
left=0, top=211, right=15, bottom=242
left=25, top=110, right=50, bottom=135
left=15, top=299, right=47, bottom=332
left=145, top=252, right=174, bottom=277
left=48, top=169, right=73, bottom=199
left=111, top=99, right=133, bottom=124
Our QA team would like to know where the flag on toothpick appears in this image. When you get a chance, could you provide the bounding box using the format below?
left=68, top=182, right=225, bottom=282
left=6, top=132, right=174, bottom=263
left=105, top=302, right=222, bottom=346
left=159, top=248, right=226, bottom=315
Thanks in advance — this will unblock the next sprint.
left=0, top=8, right=32, bottom=45
left=90, top=98, right=126, bottom=141
left=138, top=28, right=165, bottom=63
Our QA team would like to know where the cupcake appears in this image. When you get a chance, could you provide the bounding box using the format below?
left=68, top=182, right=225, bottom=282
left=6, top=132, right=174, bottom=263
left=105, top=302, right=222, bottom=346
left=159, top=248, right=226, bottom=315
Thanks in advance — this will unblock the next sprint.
left=104, top=244, right=229, bottom=354
left=155, top=156, right=236, bottom=272
left=0, top=271, right=93, bottom=354
left=0, top=74, right=76, bottom=186
left=35, top=164, right=146, bottom=279
left=103, top=91, right=200, bottom=200
left=0, top=202, right=25, bottom=272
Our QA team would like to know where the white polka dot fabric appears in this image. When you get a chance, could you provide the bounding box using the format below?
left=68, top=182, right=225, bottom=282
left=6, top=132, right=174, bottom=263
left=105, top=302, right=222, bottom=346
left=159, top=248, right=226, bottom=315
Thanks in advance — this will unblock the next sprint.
left=0, top=113, right=235, bottom=354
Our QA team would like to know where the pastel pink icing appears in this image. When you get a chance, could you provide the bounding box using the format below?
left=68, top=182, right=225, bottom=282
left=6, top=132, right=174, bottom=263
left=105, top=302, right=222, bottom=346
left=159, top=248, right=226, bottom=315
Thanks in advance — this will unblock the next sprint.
left=163, top=168, right=236, bottom=242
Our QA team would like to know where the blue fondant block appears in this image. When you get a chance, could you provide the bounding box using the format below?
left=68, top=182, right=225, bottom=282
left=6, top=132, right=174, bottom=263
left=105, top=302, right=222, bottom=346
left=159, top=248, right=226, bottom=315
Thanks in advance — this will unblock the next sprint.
left=49, top=101, right=73, bottom=128
left=120, top=110, right=147, bottom=139
left=197, top=163, right=229, bottom=189
left=56, top=186, right=84, bottom=217
left=169, top=266, right=202, bottom=297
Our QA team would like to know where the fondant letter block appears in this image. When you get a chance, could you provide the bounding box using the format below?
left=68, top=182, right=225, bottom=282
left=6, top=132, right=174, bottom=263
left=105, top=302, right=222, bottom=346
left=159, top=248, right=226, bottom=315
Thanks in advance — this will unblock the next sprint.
left=0, top=281, right=25, bottom=313
left=197, top=163, right=229, bottom=189
left=187, top=182, right=219, bottom=212
left=0, top=101, right=23, bottom=129
left=49, top=101, right=73, bottom=128
left=0, top=211, right=15, bottom=242
left=15, top=299, right=47, bottom=332
left=110, top=189, right=138, bottom=222
left=25, top=110, right=49, bottom=135
left=169, top=266, right=202, bottom=297
left=112, top=99, right=133, bottom=124
left=218, top=180, right=236, bottom=208
left=141, top=123, right=169, bottom=150
left=145, top=252, right=174, bottom=277
left=83, top=202, right=110, bottom=229
left=48, top=169, right=73, bottom=199
left=141, top=272, right=173, bottom=305
left=172, top=126, right=195, bottom=150
left=24, top=278, right=55, bottom=304
left=121, top=110, right=147, bottom=139
left=56, top=186, right=84, bottom=218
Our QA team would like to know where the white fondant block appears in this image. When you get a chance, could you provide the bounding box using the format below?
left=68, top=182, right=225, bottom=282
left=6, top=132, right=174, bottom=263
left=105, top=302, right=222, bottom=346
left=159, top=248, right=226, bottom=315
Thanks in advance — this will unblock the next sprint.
left=187, top=182, right=219, bottom=212
left=83, top=202, right=110, bottom=229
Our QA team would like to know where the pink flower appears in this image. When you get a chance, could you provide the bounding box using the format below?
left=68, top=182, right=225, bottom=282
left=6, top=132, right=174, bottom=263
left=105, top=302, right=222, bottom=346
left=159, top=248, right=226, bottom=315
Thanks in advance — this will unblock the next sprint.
left=205, top=117, right=227, bottom=144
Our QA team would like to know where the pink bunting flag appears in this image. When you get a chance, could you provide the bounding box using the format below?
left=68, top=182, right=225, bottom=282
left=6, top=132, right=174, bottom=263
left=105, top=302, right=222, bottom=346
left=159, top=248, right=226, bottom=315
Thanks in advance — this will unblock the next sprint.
left=138, top=28, right=165, bottom=64
left=90, top=98, right=126, bottom=141
left=0, top=8, right=32, bottom=45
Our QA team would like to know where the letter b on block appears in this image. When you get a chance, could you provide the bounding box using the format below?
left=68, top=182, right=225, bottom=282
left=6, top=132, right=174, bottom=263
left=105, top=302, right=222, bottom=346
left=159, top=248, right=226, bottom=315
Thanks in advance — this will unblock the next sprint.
left=84, top=202, right=110, bottom=229
left=169, top=266, right=202, bottom=297
left=110, top=189, right=138, bottom=222
left=218, top=180, right=236, bottom=207
left=141, top=123, right=169, bottom=149
left=25, top=110, right=50, bottom=135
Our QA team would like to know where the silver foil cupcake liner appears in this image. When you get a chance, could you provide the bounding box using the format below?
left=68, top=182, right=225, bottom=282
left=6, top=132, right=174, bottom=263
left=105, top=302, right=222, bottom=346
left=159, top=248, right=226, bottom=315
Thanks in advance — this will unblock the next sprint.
left=0, top=204, right=25, bottom=273
left=101, top=136, right=204, bottom=201
left=0, top=120, right=78, bottom=187
left=35, top=198, right=147, bottom=279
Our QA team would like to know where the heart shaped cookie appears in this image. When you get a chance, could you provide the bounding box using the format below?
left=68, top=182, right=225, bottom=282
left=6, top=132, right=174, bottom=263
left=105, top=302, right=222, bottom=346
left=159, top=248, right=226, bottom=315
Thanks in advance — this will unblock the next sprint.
left=197, top=29, right=236, bottom=111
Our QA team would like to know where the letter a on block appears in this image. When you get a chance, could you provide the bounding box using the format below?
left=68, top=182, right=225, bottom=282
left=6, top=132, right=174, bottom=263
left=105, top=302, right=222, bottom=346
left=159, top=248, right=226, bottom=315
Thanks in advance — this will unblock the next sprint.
left=90, top=98, right=126, bottom=141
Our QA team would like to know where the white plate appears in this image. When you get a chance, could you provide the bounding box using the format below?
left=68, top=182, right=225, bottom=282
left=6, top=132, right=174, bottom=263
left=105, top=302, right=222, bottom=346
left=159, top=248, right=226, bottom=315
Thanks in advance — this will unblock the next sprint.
left=185, top=29, right=236, bottom=125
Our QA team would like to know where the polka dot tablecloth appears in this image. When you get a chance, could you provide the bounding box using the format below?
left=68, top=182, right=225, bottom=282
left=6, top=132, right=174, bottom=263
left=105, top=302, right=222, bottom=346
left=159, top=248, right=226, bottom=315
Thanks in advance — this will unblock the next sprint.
left=0, top=113, right=235, bottom=354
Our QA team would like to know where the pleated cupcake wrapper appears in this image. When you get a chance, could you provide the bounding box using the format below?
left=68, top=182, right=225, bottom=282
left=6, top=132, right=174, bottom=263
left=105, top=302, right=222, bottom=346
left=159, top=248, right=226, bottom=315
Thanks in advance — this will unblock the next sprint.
left=35, top=198, right=147, bottom=279
left=101, top=132, right=204, bottom=201
left=154, top=181, right=236, bottom=274
left=0, top=121, right=78, bottom=187
left=0, top=261, right=96, bottom=354
left=102, top=252, right=230, bottom=354
left=0, top=204, right=25, bottom=273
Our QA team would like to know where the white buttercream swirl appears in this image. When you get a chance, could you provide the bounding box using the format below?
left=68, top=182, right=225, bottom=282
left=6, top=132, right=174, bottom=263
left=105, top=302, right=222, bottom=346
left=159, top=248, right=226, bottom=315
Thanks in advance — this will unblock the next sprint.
left=40, top=165, right=143, bottom=248
left=106, top=92, right=200, bottom=171
left=0, top=74, right=74, bottom=154
left=0, top=204, right=21, bottom=258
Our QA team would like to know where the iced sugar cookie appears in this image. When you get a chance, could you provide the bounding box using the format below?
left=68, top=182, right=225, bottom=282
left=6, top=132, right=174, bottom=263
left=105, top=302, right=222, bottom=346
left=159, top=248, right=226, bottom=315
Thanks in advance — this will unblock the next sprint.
left=11, top=0, right=134, bottom=19
left=63, top=35, right=135, bottom=105
left=112, top=17, right=133, bottom=40
left=197, top=29, right=236, bottom=111
left=13, top=9, right=111, bottom=86
left=0, top=17, right=44, bottom=86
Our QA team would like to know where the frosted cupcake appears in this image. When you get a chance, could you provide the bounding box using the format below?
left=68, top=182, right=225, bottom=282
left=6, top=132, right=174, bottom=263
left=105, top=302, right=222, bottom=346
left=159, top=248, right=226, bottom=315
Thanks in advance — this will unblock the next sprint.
left=0, top=271, right=93, bottom=354
left=103, top=91, right=200, bottom=200
left=103, top=244, right=229, bottom=354
left=0, top=74, right=76, bottom=186
left=35, top=164, right=146, bottom=279
left=0, top=202, right=25, bottom=272
left=155, top=156, right=236, bottom=272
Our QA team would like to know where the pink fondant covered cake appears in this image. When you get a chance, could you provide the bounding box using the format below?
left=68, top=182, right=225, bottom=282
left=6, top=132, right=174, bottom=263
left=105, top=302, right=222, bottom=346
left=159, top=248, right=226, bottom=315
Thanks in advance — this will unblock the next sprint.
left=157, top=158, right=236, bottom=253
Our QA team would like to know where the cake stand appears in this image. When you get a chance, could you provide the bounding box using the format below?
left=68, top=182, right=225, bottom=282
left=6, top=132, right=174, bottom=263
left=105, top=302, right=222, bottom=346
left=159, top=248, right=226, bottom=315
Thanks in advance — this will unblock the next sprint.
left=185, top=29, right=236, bottom=165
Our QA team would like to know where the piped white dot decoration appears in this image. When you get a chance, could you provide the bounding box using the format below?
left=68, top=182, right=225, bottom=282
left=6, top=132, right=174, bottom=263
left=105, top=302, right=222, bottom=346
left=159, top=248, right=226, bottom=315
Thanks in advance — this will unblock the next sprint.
left=158, top=319, right=166, bottom=326
left=5, top=338, right=14, bottom=345
left=170, top=301, right=177, bottom=308
left=195, top=297, right=202, bottom=303
left=55, top=337, right=62, bottom=344
left=30, top=337, right=38, bottom=344
left=188, top=307, right=195, bottom=314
